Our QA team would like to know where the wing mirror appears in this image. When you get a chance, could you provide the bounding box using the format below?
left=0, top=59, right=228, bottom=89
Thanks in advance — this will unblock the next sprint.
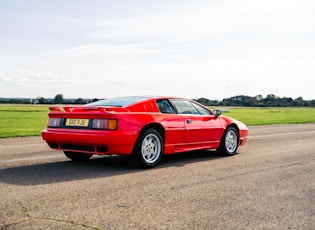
left=213, top=109, right=222, bottom=117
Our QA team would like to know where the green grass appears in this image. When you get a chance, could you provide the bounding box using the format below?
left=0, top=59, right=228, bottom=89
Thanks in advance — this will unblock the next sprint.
left=217, top=107, right=315, bottom=126
left=1, top=105, right=315, bottom=138
left=0, top=105, right=49, bottom=138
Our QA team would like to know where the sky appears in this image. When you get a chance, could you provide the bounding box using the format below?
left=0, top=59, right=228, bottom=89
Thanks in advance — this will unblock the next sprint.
left=0, top=0, right=314, bottom=100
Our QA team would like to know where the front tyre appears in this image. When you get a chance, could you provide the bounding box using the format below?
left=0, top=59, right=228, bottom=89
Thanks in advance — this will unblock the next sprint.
left=131, top=128, right=164, bottom=168
left=64, top=151, right=93, bottom=161
left=217, top=127, right=239, bottom=156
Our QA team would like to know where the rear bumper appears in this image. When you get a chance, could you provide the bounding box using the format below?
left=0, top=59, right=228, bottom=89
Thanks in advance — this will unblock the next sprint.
left=41, top=128, right=138, bottom=155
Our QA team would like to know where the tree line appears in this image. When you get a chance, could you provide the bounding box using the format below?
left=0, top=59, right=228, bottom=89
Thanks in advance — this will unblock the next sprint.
left=196, top=94, right=315, bottom=107
left=0, top=94, right=99, bottom=105
left=34, top=94, right=100, bottom=104
left=1, top=93, right=314, bottom=107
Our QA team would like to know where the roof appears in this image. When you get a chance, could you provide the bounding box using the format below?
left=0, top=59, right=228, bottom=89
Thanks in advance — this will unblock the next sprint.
left=86, top=95, right=185, bottom=107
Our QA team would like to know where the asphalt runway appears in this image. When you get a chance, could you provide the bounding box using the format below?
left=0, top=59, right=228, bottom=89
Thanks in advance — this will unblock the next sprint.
left=0, top=124, right=314, bottom=229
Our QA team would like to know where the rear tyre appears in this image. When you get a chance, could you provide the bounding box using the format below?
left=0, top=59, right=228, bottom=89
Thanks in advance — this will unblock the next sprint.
left=64, top=151, right=93, bottom=161
left=131, top=128, right=164, bottom=168
left=217, top=127, right=239, bottom=156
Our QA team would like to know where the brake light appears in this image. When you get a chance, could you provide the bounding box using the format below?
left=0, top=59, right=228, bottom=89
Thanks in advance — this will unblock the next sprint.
left=92, top=119, right=117, bottom=130
left=48, top=118, right=61, bottom=127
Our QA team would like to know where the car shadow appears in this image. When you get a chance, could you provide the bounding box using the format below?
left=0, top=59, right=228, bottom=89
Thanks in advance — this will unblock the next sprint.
left=161, top=149, right=221, bottom=167
left=0, top=150, right=222, bottom=186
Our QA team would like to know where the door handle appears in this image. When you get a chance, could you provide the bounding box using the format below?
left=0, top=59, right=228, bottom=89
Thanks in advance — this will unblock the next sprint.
left=186, top=119, right=192, bottom=124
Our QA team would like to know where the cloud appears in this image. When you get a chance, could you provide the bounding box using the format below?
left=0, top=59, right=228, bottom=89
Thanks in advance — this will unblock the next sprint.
left=0, top=0, right=314, bottom=100
left=86, top=0, right=315, bottom=44
left=52, top=43, right=159, bottom=57
left=171, top=54, right=184, bottom=61
left=0, top=67, right=71, bottom=96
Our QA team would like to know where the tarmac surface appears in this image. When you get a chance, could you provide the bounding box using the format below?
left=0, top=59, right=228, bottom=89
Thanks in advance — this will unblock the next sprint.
left=0, top=123, right=314, bottom=229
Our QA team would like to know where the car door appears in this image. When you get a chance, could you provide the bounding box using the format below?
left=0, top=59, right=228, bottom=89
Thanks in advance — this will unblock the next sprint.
left=156, top=99, right=186, bottom=149
left=171, top=99, right=223, bottom=144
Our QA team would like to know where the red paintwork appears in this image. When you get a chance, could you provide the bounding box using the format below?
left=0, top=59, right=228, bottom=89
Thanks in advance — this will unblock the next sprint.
left=41, top=96, right=248, bottom=156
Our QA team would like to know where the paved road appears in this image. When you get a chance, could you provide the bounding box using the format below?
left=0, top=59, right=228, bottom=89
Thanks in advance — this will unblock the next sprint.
left=0, top=124, right=314, bottom=229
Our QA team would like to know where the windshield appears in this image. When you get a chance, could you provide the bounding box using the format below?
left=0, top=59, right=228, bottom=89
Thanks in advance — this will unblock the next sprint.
left=86, top=96, right=150, bottom=107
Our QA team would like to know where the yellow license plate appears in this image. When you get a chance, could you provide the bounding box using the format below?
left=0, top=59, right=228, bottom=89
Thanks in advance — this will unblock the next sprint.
left=65, top=119, right=89, bottom=127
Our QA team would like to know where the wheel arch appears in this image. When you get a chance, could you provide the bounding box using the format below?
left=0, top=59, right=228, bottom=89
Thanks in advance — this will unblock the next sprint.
left=217, top=124, right=240, bottom=156
left=227, top=123, right=240, bottom=137
left=139, top=122, right=166, bottom=142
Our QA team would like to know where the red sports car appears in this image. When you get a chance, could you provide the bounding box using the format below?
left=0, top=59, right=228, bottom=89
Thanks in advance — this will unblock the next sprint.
left=41, top=96, right=248, bottom=168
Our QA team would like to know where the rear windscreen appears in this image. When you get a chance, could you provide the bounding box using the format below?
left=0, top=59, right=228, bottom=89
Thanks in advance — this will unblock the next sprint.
left=86, top=96, right=150, bottom=107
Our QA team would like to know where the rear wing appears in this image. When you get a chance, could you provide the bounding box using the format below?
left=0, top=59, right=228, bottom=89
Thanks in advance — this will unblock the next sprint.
left=49, top=106, right=128, bottom=113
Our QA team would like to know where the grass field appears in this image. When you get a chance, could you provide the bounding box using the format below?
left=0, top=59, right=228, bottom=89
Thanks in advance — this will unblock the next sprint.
left=218, top=107, right=315, bottom=126
left=0, top=105, right=49, bottom=138
left=1, top=105, right=315, bottom=138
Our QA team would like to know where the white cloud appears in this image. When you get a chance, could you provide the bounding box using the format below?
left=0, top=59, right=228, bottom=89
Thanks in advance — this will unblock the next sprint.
left=171, top=54, right=184, bottom=62
left=53, top=43, right=159, bottom=57
left=0, top=0, right=314, bottom=100
left=87, top=0, right=315, bottom=43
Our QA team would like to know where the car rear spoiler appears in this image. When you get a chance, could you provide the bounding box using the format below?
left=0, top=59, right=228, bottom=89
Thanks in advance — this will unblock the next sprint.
left=48, top=106, right=128, bottom=113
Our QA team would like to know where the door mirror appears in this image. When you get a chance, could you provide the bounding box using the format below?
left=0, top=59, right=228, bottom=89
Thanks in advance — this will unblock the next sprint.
left=213, top=109, right=222, bottom=117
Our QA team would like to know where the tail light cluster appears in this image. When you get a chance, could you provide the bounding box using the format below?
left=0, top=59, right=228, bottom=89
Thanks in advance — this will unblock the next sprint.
left=48, top=118, right=61, bottom=127
left=48, top=118, right=118, bottom=130
left=92, top=119, right=117, bottom=130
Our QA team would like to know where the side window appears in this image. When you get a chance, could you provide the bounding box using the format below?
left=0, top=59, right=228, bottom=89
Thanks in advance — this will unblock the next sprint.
left=191, top=102, right=211, bottom=115
left=171, top=100, right=200, bottom=114
left=156, top=99, right=176, bottom=114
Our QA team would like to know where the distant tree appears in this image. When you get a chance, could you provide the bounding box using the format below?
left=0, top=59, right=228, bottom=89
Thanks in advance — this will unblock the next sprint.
left=263, top=94, right=278, bottom=106
left=294, top=97, right=305, bottom=107
left=195, top=97, right=219, bottom=106
left=280, top=97, right=293, bottom=107
left=54, top=94, right=64, bottom=104
left=196, top=97, right=210, bottom=105
left=309, top=100, right=315, bottom=107
left=75, top=98, right=84, bottom=104
left=92, top=98, right=99, bottom=102
left=256, top=95, right=263, bottom=101
left=37, top=97, right=47, bottom=104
